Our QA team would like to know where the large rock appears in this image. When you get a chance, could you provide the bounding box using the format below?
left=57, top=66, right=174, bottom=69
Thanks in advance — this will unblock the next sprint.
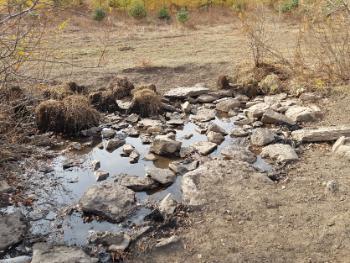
left=31, top=243, right=98, bottom=263
left=138, top=119, right=163, bottom=129
left=261, top=144, right=298, bottom=162
left=264, top=93, right=287, bottom=105
left=285, top=105, right=322, bottom=122
left=101, top=128, right=116, bottom=139
left=292, top=126, right=350, bottom=142
left=215, top=98, right=241, bottom=112
left=192, top=141, right=217, bottom=155
left=220, top=146, right=257, bottom=164
left=207, top=131, right=225, bottom=144
left=251, top=128, right=276, bottom=146
left=246, top=103, right=270, bottom=119
left=146, top=167, right=176, bottom=185
left=164, top=85, right=209, bottom=99
left=169, top=160, right=199, bottom=175
left=182, top=167, right=205, bottom=206
left=332, top=136, right=350, bottom=159
left=0, top=256, right=31, bottom=263
left=0, top=180, right=11, bottom=194
left=159, top=193, right=177, bottom=215
left=106, top=138, right=125, bottom=152
left=0, top=212, right=26, bottom=251
left=117, top=174, right=159, bottom=192
left=206, top=122, right=228, bottom=135
left=197, top=94, right=218, bottom=103
left=261, top=109, right=296, bottom=126
left=150, top=136, right=182, bottom=156
left=190, top=108, right=216, bottom=122
left=79, top=182, right=136, bottom=222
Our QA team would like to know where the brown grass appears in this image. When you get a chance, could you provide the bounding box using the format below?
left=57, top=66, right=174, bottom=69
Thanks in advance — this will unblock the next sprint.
left=107, top=77, right=135, bottom=100
left=88, top=90, right=119, bottom=112
left=36, top=95, right=100, bottom=135
left=131, top=87, right=162, bottom=117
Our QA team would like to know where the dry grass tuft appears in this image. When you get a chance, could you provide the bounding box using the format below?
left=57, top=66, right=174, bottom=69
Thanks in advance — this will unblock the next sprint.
left=108, top=77, right=135, bottom=100
left=131, top=87, right=162, bottom=117
left=88, top=90, right=119, bottom=112
left=36, top=95, right=100, bottom=135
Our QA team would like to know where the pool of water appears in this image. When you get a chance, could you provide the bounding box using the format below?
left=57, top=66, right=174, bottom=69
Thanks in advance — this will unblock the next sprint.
left=24, top=114, right=272, bottom=247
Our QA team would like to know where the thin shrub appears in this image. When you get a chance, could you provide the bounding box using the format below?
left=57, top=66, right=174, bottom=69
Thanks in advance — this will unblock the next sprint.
left=128, top=1, right=147, bottom=19
left=93, top=7, right=107, bottom=21
left=176, top=8, right=189, bottom=23
left=158, top=6, right=171, bottom=20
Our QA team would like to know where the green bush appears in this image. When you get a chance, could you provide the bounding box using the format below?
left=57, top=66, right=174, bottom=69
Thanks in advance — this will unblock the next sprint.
left=176, top=8, right=189, bottom=24
left=93, top=7, right=106, bottom=21
left=280, top=0, right=299, bottom=13
left=158, top=6, right=171, bottom=20
left=128, top=1, right=147, bottom=19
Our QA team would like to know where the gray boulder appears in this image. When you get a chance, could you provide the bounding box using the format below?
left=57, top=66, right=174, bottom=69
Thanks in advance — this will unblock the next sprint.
left=251, top=128, right=276, bottom=146
left=0, top=212, right=26, bottom=252
left=261, top=109, right=295, bottom=126
left=215, top=98, right=240, bottom=112
left=221, top=146, right=257, bottom=164
left=150, top=136, right=182, bottom=156
left=164, top=85, right=209, bottom=99
left=79, top=182, right=136, bottom=222
left=207, top=131, right=225, bottom=144
left=261, top=144, right=298, bottom=162
left=192, top=141, right=217, bottom=155
left=117, top=174, right=158, bottom=192
left=285, top=105, right=322, bottom=122
left=146, top=167, right=176, bottom=185
left=292, top=126, right=350, bottom=142
left=31, top=243, right=97, bottom=263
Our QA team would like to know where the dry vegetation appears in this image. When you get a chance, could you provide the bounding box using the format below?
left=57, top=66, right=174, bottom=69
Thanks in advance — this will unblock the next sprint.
left=0, top=0, right=349, bottom=168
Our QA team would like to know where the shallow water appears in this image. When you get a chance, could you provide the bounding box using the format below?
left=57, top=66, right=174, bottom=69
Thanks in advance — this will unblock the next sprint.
left=24, top=114, right=272, bottom=247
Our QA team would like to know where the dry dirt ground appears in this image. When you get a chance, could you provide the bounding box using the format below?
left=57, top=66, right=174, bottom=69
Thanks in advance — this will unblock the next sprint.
left=30, top=10, right=299, bottom=94
left=129, top=93, right=350, bottom=263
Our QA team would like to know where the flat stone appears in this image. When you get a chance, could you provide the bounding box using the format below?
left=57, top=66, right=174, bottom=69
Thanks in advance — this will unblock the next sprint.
left=0, top=212, right=26, bottom=251
left=230, top=128, right=250, bottom=137
left=246, top=102, right=270, bottom=119
left=118, top=174, right=158, bottom=192
left=251, top=128, right=276, bottom=146
left=138, top=119, right=163, bottom=129
left=221, top=146, right=257, bottom=163
left=146, top=167, right=176, bottom=185
left=332, top=136, right=350, bottom=159
left=140, top=134, right=152, bottom=144
left=167, top=119, right=184, bottom=126
left=216, top=98, right=241, bottom=112
left=207, top=131, right=225, bottom=144
left=197, top=94, right=218, bottom=103
left=180, top=146, right=196, bottom=158
left=150, top=136, right=182, bottom=156
left=264, top=93, right=287, bottom=105
left=206, top=122, right=228, bottom=135
left=299, top=92, right=322, bottom=102
left=182, top=168, right=205, bottom=206
left=101, top=128, right=116, bottom=139
left=292, top=126, right=350, bottom=142
left=31, top=243, right=98, bottom=263
left=261, top=109, right=296, bottom=126
left=192, top=141, right=217, bottom=155
left=191, top=108, right=216, bottom=122
left=261, top=144, right=298, bottom=162
left=126, top=113, right=139, bottom=123
left=285, top=105, right=322, bottom=122
left=164, top=85, right=209, bottom=99
left=0, top=256, right=31, bottom=263
left=79, top=182, right=136, bottom=222
left=106, top=139, right=125, bottom=152
left=169, top=160, right=199, bottom=175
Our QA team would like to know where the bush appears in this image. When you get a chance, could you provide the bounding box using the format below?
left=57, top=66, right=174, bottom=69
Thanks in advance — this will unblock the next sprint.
left=280, top=0, right=299, bottom=13
left=158, top=6, right=171, bottom=20
left=232, top=0, right=248, bottom=12
left=128, top=1, right=147, bottom=19
left=93, top=7, right=107, bottom=21
left=36, top=95, right=100, bottom=135
left=176, top=8, right=189, bottom=24
left=131, top=86, right=161, bottom=117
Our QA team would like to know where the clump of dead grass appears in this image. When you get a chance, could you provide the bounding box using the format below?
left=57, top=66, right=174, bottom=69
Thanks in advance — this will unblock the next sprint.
left=107, top=77, right=135, bottom=100
left=36, top=95, right=100, bottom=135
left=88, top=90, right=119, bottom=112
left=131, top=86, right=162, bottom=117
